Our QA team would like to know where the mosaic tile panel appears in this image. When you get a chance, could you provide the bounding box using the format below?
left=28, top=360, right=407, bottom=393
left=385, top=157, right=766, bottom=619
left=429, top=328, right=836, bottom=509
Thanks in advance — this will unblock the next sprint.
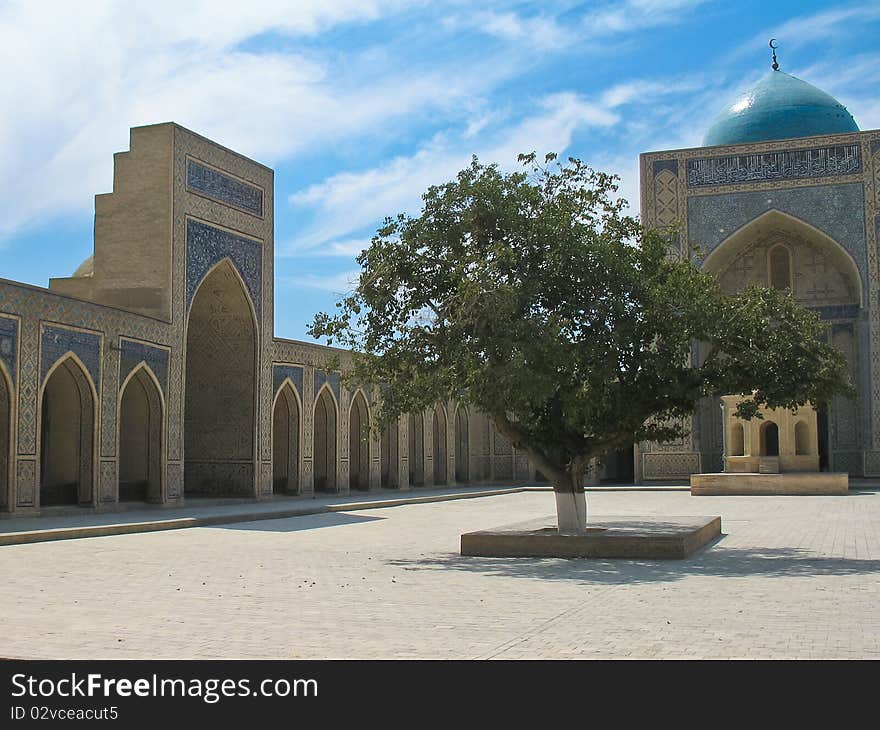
left=314, top=369, right=340, bottom=401
left=687, top=144, right=861, bottom=187
left=185, top=219, right=262, bottom=321
left=0, top=316, right=17, bottom=384
left=119, top=340, right=170, bottom=395
left=40, top=325, right=101, bottom=388
left=273, top=364, right=304, bottom=400
left=187, top=160, right=263, bottom=217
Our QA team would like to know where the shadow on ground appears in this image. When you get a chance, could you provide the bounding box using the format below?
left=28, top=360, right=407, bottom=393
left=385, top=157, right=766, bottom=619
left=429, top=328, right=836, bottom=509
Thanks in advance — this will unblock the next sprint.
left=215, top=512, right=384, bottom=533
left=386, top=542, right=880, bottom=586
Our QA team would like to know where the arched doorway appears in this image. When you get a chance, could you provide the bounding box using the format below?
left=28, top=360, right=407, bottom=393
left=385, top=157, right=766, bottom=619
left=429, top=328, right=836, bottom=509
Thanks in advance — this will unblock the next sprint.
left=313, top=386, right=337, bottom=492
left=39, top=357, right=95, bottom=507
left=272, top=382, right=301, bottom=495
left=730, top=423, right=745, bottom=456
left=349, top=391, right=370, bottom=491
left=761, top=421, right=780, bottom=456
left=119, top=366, right=163, bottom=503
left=380, top=417, right=399, bottom=488
left=0, top=364, right=11, bottom=511
left=454, top=407, right=469, bottom=483
left=433, top=405, right=447, bottom=486
left=408, top=412, right=424, bottom=487
left=184, top=260, right=257, bottom=497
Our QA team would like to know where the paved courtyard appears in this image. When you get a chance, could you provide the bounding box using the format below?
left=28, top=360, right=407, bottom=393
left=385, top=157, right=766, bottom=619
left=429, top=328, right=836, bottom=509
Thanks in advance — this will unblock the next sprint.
left=1, top=489, right=878, bottom=659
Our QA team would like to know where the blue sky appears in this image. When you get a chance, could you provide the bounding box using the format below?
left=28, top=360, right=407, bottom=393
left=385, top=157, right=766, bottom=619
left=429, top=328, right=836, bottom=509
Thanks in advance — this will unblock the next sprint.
left=2, top=0, right=879, bottom=341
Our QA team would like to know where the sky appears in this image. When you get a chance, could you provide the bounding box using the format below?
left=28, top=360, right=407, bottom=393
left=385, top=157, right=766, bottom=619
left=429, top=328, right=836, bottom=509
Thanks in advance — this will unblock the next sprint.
left=2, top=0, right=879, bottom=342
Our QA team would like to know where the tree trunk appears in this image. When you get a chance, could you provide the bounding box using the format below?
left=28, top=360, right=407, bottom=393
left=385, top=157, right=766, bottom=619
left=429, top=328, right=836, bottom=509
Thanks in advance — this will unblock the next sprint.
left=553, top=471, right=588, bottom=534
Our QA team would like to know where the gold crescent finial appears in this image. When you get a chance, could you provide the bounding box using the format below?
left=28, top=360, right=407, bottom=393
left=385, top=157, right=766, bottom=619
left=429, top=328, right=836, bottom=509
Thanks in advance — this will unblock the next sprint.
left=769, top=38, right=779, bottom=70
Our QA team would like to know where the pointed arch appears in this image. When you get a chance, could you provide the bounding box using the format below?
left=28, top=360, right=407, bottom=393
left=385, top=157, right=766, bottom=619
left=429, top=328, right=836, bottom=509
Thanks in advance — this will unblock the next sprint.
left=272, top=379, right=302, bottom=495
left=184, top=258, right=257, bottom=497
left=454, top=404, right=470, bottom=484
left=313, top=384, right=338, bottom=492
left=39, top=353, right=97, bottom=507
left=432, top=403, right=448, bottom=486
left=729, top=422, right=745, bottom=457
left=349, top=389, right=371, bottom=491
left=118, top=362, right=164, bottom=503
left=380, top=414, right=400, bottom=489
left=795, top=420, right=811, bottom=456
left=760, top=420, right=780, bottom=457
left=702, top=209, right=862, bottom=306
left=767, top=243, right=792, bottom=290
left=0, top=359, right=13, bottom=511
left=408, top=411, right=425, bottom=487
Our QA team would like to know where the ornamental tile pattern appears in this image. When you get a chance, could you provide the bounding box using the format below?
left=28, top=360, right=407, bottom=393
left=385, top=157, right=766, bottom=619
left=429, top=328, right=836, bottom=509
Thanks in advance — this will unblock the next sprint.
left=40, top=324, right=101, bottom=388
left=186, top=159, right=263, bottom=217
left=0, top=315, right=18, bottom=384
left=119, top=339, right=170, bottom=395
left=273, top=364, right=304, bottom=401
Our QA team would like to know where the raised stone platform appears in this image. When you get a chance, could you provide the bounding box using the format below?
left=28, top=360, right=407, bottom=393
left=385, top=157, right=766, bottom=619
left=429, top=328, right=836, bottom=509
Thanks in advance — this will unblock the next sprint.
left=690, top=472, right=848, bottom=496
left=460, top=515, right=721, bottom=559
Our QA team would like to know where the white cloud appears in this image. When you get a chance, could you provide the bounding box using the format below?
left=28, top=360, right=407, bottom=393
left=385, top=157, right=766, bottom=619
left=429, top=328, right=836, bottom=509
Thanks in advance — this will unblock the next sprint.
left=280, top=270, right=362, bottom=293
left=286, top=92, right=619, bottom=254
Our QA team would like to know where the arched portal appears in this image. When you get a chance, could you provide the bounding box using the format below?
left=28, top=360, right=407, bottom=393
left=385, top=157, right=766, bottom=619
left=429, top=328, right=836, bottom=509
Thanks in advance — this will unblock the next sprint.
left=0, top=364, right=11, bottom=511
left=761, top=421, right=780, bottom=457
left=381, top=417, right=399, bottom=488
left=272, top=382, right=301, bottom=495
left=455, top=407, right=469, bottom=483
left=39, top=357, right=95, bottom=507
left=119, top=366, right=163, bottom=503
left=313, top=386, right=337, bottom=492
left=408, top=412, right=424, bottom=487
left=349, top=391, right=370, bottom=491
left=184, top=260, right=257, bottom=497
left=433, top=405, right=447, bottom=486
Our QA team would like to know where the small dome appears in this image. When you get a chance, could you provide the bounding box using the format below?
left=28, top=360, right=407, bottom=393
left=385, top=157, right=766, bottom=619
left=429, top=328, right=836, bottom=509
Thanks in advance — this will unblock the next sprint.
left=73, top=255, right=94, bottom=277
left=703, top=70, right=859, bottom=147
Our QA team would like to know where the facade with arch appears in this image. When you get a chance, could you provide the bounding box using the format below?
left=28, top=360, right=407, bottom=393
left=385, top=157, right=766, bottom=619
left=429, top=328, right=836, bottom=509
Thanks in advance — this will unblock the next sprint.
left=0, top=123, right=531, bottom=518
left=640, top=65, right=880, bottom=481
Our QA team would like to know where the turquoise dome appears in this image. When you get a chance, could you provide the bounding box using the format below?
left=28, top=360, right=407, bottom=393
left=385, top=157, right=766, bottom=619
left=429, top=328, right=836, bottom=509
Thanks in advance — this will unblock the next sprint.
left=703, top=70, right=859, bottom=147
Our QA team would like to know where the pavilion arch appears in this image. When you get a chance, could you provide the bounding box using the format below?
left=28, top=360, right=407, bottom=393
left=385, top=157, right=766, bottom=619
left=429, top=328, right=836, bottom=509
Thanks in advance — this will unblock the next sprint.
left=313, top=384, right=338, bottom=493
left=272, top=379, right=302, bottom=495
left=380, top=415, right=400, bottom=488
left=184, top=258, right=258, bottom=498
left=349, top=389, right=371, bottom=491
left=795, top=420, right=811, bottom=456
left=0, top=360, right=13, bottom=511
left=701, top=209, right=863, bottom=307
left=39, top=353, right=97, bottom=507
left=729, top=422, right=745, bottom=457
left=432, top=404, right=448, bottom=486
left=454, top=405, right=470, bottom=483
left=760, top=420, right=780, bottom=457
left=118, top=363, right=164, bottom=503
left=408, top=411, right=425, bottom=487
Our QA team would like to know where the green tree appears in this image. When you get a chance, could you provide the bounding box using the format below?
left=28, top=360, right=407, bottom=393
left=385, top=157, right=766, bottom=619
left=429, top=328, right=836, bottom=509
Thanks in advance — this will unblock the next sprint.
left=310, top=153, right=854, bottom=533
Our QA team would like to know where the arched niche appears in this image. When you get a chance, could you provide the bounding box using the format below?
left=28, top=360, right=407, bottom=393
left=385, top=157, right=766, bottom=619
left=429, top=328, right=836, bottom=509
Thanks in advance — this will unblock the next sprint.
left=433, top=405, right=447, bottom=486
left=313, top=385, right=337, bottom=492
left=795, top=420, right=811, bottom=456
left=760, top=421, right=780, bottom=457
left=702, top=209, right=862, bottom=308
left=729, top=422, right=745, bottom=457
left=272, top=381, right=301, bottom=495
left=119, top=365, right=164, bottom=503
left=0, top=362, right=12, bottom=511
left=39, top=355, right=96, bottom=507
left=408, top=412, right=424, bottom=487
left=349, top=390, right=370, bottom=491
left=184, top=259, right=257, bottom=497
left=454, top=406, right=469, bottom=483
left=380, top=416, right=399, bottom=488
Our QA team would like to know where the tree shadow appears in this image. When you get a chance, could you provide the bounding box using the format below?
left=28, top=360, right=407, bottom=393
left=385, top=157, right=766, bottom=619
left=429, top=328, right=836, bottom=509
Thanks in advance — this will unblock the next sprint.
left=216, top=512, right=384, bottom=533
left=386, top=541, right=880, bottom=586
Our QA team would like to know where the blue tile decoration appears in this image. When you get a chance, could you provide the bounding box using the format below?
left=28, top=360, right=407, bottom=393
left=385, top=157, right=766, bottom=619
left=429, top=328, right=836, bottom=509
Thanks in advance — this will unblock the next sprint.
left=186, top=219, right=262, bottom=320
left=811, top=304, right=861, bottom=320
left=41, top=325, right=100, bottom=388
left=119, top=340, right=170, bottom=395
left=0, top=316, right=17, bottom=384
left=688, top=183, right=867, bottom=294
left=314, top=369, right=340, bottom=402
left=687, top=144, right=861, bottom=187
left=653, top=159, right=678, bottom=176
left=273, top=364, right=304, bottom=401
left=187, top=160, right=263, bottom=216
left=871, top=140, right=880, bottom=156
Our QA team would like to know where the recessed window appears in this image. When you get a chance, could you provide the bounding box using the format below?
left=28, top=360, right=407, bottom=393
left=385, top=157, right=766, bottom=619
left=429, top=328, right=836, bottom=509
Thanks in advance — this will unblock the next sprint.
left=769, top=245, right=792, bottom=291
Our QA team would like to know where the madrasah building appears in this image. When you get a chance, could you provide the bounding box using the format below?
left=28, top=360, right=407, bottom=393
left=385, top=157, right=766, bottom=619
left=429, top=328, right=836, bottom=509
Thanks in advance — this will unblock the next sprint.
left=0, top=54, right=878, bottom=515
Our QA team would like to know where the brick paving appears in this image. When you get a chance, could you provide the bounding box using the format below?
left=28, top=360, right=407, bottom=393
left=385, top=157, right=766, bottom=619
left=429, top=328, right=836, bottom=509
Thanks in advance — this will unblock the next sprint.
left=1, top=489, right=878, bottom=659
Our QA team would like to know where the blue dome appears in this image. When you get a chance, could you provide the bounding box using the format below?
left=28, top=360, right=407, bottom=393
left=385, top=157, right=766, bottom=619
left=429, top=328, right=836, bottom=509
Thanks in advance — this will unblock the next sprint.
left=703, top=70, right=859, bottom=147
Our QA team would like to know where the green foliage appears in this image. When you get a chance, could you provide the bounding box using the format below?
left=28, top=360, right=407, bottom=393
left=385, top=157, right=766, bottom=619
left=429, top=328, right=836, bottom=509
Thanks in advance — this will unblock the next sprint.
left=310, top=153, right=854, bottom=490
